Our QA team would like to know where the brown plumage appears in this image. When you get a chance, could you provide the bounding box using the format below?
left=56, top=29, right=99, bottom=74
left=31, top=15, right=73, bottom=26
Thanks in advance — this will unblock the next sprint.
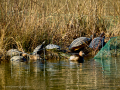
left=22, top=53, right=41, bottom=61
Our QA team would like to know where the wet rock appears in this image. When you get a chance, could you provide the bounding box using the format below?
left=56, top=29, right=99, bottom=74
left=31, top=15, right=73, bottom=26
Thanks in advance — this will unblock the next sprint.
left=10, top=56, right=27, bottom=62
left=6, top=49, right=22, bottom=57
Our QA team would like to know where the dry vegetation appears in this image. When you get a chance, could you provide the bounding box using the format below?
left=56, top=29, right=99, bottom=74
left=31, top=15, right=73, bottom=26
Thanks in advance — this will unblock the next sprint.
left=0, top=0, right=120, bottom=56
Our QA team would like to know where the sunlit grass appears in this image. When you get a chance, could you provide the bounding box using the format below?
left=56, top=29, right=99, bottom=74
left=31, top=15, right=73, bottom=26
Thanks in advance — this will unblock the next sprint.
left=0, top=0, right=120, bottom=57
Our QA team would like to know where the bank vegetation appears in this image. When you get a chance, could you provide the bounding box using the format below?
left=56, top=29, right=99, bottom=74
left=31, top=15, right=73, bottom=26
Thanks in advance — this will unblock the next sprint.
left=0, top=0, right=120, bottom=57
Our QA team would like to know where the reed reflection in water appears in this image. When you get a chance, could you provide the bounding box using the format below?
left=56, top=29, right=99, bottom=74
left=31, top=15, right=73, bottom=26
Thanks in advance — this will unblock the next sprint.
left=1, top=56, right=120, bottom=90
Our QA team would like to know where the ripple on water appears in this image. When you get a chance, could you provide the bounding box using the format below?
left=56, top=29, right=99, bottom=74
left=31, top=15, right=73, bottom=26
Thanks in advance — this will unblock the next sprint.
left=1, top=56, right=120, bottom=90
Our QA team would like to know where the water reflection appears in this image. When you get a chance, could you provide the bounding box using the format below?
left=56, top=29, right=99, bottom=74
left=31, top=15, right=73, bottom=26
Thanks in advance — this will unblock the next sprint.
left=94, top=56, right=119, bottom=75
left=1, top=56, right=120, bottom=90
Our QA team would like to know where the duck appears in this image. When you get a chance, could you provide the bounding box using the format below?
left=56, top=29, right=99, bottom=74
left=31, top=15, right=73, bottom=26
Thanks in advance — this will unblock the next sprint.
left=29, top=54, right=41, bottom=60
left=22, top=53, right=41, bottom=61
left=69, top=51, right=85, bottom=63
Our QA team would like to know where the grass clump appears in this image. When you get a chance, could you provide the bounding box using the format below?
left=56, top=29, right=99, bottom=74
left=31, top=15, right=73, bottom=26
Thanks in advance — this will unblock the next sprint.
left=0, top=0, right=120, bottom=58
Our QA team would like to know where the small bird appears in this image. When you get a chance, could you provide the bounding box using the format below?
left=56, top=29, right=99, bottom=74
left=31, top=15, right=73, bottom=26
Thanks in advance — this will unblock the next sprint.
left=69, top=51, right=85, bottom=63
left=22, top=53, right=41, bottom=61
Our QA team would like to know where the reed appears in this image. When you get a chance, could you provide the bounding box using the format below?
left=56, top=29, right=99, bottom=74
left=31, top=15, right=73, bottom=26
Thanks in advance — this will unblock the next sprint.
left=0, top=0, right=120, bottom=56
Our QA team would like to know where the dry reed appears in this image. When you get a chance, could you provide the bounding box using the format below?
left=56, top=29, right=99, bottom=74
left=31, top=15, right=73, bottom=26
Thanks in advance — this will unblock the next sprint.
left=0, top=0, right=120, bottom=56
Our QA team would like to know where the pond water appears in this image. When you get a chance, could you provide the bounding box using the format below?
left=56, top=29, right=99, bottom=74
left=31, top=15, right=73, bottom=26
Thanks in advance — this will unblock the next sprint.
left=0, top=56, right=120, bottom=90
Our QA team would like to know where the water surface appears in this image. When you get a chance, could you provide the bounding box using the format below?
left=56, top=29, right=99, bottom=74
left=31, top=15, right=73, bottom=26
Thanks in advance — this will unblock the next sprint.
left=0, top=56, right=120, bottom=90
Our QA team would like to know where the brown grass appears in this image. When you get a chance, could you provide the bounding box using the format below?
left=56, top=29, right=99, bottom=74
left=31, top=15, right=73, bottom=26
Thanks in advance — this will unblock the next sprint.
left=0, top=0, right=120, bottom=56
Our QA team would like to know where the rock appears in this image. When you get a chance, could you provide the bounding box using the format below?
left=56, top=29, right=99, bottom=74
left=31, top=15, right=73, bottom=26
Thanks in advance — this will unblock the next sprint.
left=6, top=49, right=22, bottom=57
left=10, top=56, right=27, bottom=62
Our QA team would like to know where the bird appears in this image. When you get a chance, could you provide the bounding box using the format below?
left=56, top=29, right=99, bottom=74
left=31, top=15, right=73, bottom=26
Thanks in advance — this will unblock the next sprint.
left=69, top=51, right=85, bottom=63
left=22, top=53, right=41, bottom=61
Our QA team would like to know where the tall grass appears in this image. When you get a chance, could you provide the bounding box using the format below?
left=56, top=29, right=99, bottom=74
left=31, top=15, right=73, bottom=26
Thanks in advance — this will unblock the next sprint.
left=0, top=0, right=120, bottom=54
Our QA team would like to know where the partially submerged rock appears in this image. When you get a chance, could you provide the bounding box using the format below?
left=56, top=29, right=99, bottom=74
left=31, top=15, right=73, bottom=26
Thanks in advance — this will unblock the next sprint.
left=45, top=44, right=61, bottom=59
left=45, top=50, right=60, bottom=60
left=10, top=56, right=27, bottom=62
left=6, top=49, right=23, bottom=57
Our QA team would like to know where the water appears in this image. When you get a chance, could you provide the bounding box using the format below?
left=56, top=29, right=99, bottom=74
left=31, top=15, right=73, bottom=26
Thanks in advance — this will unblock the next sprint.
left=1, top=56, right=120, bottom=90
